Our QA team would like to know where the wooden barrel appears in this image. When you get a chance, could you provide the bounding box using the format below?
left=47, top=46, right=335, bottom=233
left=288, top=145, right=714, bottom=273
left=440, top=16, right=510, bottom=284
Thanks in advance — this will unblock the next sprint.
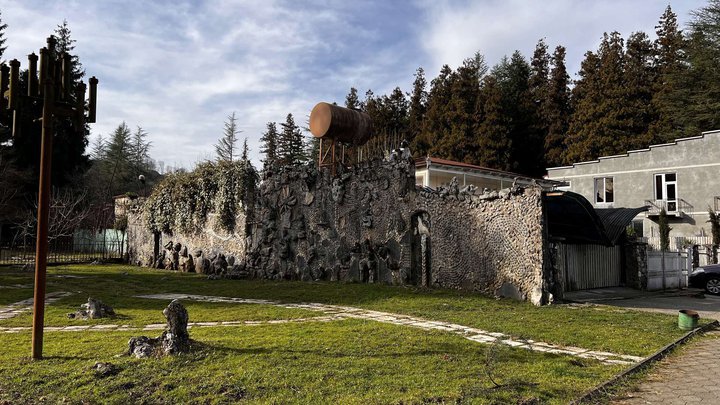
left=309, top=102, right=373, bottom=146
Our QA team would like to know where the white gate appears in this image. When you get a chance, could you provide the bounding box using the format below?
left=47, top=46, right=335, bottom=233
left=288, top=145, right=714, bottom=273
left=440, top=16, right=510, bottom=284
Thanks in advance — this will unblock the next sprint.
left=646, top=251, right=688, bottom=290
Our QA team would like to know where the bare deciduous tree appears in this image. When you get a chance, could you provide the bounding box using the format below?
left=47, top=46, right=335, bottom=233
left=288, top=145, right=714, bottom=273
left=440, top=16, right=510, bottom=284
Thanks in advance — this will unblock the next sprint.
left=14, top=188, right=92, bottom=245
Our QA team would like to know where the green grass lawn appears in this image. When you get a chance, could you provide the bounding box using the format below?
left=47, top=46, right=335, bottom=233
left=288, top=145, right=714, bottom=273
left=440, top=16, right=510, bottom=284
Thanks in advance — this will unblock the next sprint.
left=0, top=264, right=694, bottom=403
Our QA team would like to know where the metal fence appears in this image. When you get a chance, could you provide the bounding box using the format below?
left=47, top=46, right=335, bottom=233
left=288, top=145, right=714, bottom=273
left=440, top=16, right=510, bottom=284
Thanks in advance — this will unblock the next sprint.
left=0, top=239, right=126, bottom=266
left=557, top=243, right=623, bottom=291
left=641, top=236, right=713, bottom=251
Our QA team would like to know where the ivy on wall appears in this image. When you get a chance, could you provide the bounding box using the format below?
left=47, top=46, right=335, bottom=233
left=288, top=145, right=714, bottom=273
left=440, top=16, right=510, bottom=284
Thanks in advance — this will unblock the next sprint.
left=144, top=161, right=257, bottom=235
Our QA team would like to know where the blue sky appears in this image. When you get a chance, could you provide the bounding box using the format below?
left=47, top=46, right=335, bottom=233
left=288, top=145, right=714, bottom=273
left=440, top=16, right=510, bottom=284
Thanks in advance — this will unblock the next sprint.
left=1, top=0, right=707, bottom=170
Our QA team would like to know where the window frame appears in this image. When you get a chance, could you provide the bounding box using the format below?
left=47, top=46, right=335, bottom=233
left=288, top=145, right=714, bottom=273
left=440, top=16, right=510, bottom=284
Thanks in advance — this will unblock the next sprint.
left=653, top=172, right=678, bottom=211
left=594, top=176, right=614, bottom=205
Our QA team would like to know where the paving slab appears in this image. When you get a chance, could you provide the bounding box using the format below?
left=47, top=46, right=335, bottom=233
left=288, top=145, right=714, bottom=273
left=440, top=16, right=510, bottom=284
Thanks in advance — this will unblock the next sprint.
left=611, top=330, right=720, bottom=404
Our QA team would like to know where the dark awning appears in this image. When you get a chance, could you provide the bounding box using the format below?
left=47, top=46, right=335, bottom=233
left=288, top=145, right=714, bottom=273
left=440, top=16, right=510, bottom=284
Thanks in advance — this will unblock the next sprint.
left=595, top=207, right=649, bottom=245
left=543, top=191, right=647, bottom=246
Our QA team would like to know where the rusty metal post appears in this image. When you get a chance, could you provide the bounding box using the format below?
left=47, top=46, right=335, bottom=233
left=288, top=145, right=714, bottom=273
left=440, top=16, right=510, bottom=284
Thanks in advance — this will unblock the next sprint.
left=87, top=76, right=98, bottom=123
left=31, top=73, right=55, bottom=360
left=0, top=35, right=96, bottom=360
left=28, top=53, right=38, bottom=96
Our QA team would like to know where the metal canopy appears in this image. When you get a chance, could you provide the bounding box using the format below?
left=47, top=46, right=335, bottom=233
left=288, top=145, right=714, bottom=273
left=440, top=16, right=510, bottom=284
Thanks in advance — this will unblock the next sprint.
left=544, top=191, right=648, bottom=246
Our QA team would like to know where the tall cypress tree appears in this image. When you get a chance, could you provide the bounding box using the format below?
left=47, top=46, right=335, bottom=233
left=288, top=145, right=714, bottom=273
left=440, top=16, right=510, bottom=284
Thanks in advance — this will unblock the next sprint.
left=624, top=31, right=656, bottom=150
left=565, top=50, right=602, bottom=163
left=0, top=11, right=7, bottom=60
left=407, top=67, right=427, bottom=148
left=51, top=20, right=90, bottom=185
left=544, top=46, right=571, bottom=167
left=417, top=65, right=453, bottom=158
left=240, top=138, right=249, bottom=162
left=277, top=113, right=307, bottom=167
left=493, top=51, right=538, bottom=175
left=669, top=1, right=720, bottom=137
left=566, top=33, right=629, bottom=162
left=437, top=55, right=484, bottom=163
left=54, top=20, right=85, bottom=92
left=476, top=75, right=511, bottom=170
left=259, top=122, right=279, bottom=172
left=385, top=87, right=409, bottom=136
left=528, top=40, right=552, bottom=171
left=650, top=5, right=687, bottom=142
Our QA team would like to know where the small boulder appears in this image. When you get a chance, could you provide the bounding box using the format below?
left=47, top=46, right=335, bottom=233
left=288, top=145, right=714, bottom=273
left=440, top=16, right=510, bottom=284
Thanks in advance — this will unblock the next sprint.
left=128, top=300, right=191, bottom=358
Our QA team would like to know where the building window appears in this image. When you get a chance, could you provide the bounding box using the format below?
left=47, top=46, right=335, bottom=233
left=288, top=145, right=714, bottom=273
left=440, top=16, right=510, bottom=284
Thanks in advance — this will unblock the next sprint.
left=654, top=173, right=677, bottom=210
left=594, top=177, right=614, bottom=204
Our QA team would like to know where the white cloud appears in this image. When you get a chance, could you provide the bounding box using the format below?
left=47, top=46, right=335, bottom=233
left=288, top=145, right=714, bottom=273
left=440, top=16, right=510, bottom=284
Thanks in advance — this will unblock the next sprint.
left=419, top=0, right=706, bottom=77
left=3, top=0, right=706, bottom=170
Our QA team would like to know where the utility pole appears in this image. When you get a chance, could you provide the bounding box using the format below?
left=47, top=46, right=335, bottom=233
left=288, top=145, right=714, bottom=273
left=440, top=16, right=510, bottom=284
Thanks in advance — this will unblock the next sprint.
left=0, top=36, right=98, bottom=359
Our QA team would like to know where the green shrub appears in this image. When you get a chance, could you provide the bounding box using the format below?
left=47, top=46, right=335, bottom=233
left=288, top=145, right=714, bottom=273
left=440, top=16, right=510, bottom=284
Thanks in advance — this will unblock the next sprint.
left=144, top=160, right=257, bottom=234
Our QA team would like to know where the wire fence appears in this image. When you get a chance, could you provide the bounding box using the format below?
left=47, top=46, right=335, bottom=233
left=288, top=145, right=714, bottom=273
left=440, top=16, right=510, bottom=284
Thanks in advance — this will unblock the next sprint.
left=0, top=239, right=127, bottom=266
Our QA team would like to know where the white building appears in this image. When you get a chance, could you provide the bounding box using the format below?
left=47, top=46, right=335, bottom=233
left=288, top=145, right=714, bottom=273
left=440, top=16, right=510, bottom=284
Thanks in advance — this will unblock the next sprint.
left=416, top=156, right=560, bottom=191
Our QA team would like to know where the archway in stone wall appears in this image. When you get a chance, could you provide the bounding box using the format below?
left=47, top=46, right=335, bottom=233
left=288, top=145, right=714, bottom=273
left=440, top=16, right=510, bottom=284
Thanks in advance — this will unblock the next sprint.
left=410, top=211, right=431, bottom=287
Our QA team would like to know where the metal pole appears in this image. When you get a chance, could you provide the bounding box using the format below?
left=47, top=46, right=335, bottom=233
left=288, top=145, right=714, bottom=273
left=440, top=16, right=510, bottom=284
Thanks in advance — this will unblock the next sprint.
left=31, top=75, right=55, bottom=360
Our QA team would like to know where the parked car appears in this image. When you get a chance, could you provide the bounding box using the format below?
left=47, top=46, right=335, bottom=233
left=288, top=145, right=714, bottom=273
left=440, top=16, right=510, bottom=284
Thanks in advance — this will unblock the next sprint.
left=689, top=264, right=720, bottom=295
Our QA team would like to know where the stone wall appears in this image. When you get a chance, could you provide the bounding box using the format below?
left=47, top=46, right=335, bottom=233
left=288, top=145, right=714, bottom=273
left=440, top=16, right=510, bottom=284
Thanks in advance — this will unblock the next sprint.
left=417, top=186, right=549, bottom=304
left=127, top=203, right=249, bottom=275
left=126, top=153, right=552, bottom=304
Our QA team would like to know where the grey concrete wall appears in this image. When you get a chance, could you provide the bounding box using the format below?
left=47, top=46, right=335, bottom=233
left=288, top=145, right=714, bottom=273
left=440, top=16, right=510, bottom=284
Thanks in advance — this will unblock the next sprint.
left=547, top=130, right=720, bottom=238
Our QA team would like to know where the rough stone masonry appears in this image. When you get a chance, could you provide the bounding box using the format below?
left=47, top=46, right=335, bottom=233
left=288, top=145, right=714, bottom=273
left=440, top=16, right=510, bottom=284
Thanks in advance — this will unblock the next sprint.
left=126, top=150, right=553, bottom=305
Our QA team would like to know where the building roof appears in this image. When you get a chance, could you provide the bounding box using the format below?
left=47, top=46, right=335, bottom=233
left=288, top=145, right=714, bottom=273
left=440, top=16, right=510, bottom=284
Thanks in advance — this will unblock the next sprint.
left=595, top=207, right=650, bottom=245
left=544, top=191, right=648, bottom=246
left=546, top=129, right=720, bottom=171
left=417, top=156, right=564, bottom=187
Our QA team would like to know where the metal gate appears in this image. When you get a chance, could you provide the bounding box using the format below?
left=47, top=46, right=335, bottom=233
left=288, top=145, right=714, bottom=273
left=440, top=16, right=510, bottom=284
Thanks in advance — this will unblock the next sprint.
left=558, top=243, right=622, bottom=291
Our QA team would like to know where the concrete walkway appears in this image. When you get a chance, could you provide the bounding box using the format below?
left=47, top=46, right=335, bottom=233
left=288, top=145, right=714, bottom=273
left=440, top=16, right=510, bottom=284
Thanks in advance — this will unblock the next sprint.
left=565, top=287, right=720, bottom=321
left=0, top=291, right=72, bottom=320
left=0, top=292, right=646, bottom=365
left=134, top=293, right=643, bottom=365
left=611, top=330, right=720, bottom=404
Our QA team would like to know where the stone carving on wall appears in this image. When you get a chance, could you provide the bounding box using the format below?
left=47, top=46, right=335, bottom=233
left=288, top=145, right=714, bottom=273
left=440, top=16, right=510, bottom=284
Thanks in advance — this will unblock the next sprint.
left=126, top=144, right=550, bottom=305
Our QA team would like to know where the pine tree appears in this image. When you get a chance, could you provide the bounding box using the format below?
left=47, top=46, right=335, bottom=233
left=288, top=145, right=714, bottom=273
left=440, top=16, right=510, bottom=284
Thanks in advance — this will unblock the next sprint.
left=624, top=31, right=656, bottom=150
left=385, top=87, right=409, bottom=136
left=566, top=32, right=630, bottom=162
left=362, top=88, right=407, bottom=148
left=130, top=126, right=152, bottom=175
left=544, top=46, right=571, bottom=167
left=476, top=75, right=511, bottom=170
left=407, top=67, right=427, bottom=148
left=241, top=138, right=249, bottom=163
left=215, top=112, right=241, bottom=162
left=528, top=40, right=552, bottom=170
left=668, top=1, right=720, bottom=137
left=46, top=20, right=89, bottom=185
left=90, top=135, right=107, bottom=161
left=565, top=50, right=601, bottom=163
left=259, top=122, right=279, bottom=172
left=436, top=55, right=484, bottom=163
left=54, top=20, right=85, bottom=92
left=345, top=87, right=360, bottom=109
left=493, top=51, right=539, bottom=175
left=277, top=114, right=307, bottom=166
left=0, top=11, right=7, bottom=60
left=529, top=39, right=551, bottom=109
left=650, top=5, right=687, bottom=142
left=416, top=65, right=453, bottom=157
